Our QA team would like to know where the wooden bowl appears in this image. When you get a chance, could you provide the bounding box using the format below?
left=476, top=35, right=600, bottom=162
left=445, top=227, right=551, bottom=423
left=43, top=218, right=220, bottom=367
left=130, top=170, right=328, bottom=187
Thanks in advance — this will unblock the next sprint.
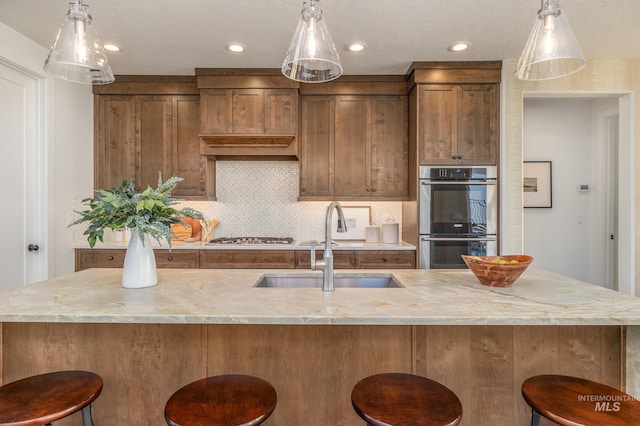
left=461, top=255, right=533, bottom=287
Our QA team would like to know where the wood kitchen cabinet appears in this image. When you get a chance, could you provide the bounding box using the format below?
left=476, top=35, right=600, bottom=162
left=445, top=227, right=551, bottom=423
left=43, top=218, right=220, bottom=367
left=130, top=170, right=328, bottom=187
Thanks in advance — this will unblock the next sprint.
left=416, top=84, right=497, bottom=165
left=94, top=77, right=214, bottom=199
left=295, top=249, right=415, bottom=269
left=299, top=95, right=408, bottom=200
left=75, top=249, right=200, bottom=271
left=355, top=250, right=416, bottom=269
left=199, top=250, right=295, bottom=269
left=199, top=88, right=297, bottom=137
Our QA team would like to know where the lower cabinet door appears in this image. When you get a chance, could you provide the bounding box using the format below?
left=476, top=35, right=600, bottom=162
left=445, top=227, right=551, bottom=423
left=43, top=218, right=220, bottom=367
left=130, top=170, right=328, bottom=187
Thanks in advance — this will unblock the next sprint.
left=355, top=251, right=416, bottom=269
left=154, top=250, right=200, bottom=268
left=199, top=250, right=295, bottom=269
left=75, top=249, right=125, bottom=271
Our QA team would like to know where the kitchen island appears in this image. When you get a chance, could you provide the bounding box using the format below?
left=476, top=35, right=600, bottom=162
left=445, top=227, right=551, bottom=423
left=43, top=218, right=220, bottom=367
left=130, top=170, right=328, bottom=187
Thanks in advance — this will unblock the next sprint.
left=1, top=268, right=639, bottom=425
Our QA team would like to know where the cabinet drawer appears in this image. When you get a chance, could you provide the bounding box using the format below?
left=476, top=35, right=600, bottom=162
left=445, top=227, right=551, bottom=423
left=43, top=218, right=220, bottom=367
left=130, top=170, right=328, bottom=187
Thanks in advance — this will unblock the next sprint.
left=294, top=250, right=356, bottom=269
left=200, top=250, right=295, bottom=269
left=155, top=250, right=199, bottom=268
left=75, top=249, right=125, bottom=271
left=355, top=251, right=416, bottom=269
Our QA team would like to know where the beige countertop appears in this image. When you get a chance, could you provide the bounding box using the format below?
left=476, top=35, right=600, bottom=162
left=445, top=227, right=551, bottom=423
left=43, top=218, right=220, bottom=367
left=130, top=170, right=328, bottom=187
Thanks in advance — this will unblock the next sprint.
left=2, top=268, right=640, bottom=326
left=73, top=240, right=417, bottom=251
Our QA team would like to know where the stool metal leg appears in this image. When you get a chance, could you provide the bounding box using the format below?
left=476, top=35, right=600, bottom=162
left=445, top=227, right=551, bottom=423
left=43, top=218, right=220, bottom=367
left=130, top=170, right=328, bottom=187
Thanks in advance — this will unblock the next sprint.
left=531, top=408, right=541, bottom=426
left=81, top=404, right=95, bottom=426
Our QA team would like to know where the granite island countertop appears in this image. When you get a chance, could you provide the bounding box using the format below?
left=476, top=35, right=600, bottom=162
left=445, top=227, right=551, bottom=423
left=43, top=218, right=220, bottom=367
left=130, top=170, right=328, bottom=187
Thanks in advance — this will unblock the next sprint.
left=2, top=268, right=640, bottom=325
left=72, top=240, right=417, bottom=250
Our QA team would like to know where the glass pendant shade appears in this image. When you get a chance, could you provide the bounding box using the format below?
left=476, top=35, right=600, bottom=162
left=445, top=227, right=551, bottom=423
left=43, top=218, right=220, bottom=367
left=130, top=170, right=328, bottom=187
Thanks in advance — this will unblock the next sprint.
left=44, top=0, right=114, bottom=84
left=282, top=0, right=343, bottom=83
left=515, top=0, right=585, bottom=81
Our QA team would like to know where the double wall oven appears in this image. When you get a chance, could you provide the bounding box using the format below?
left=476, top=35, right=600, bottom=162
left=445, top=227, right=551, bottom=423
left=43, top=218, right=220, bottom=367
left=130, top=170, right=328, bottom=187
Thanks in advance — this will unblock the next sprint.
left=419, top=166, right=497, bottom=269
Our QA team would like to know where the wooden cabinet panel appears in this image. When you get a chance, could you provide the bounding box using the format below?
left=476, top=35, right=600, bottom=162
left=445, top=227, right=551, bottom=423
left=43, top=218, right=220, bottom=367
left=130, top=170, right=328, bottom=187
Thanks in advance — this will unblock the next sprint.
left=417, top=86, right=456, bottom=165
left=265, top=89, right=298, bottom=134
left=172, top=96, right=213, bottom=197
left=136, top=96, right=172, bottom=190
left=416, top=84, right=498, bottom=166
left=200, top=88, right=297, bottom=136
left=95, top=94, right=214, bottom=200
left=199, top=89, right=232, bottom=134
left=371, top=96, right=409, bottom=197
left=75, top=249, right=126, bottom=271
left=300, top=95, right=408, bottom=200
left=199, top=250, right=295, bottom=269
left=355, top=250, right=416, bottom=269
left=456, top=84, right=497, bottom=165
left=154, top=250, right=200, bottom=268
left=232, top=89, right=263, bottom=133
left=294, top=249, right=356, bottom=269
left=299, top=96, right=334, bottom=197
left=334, top=96, right=370, bottom=197
left=94, top=95, right=137, bottom=191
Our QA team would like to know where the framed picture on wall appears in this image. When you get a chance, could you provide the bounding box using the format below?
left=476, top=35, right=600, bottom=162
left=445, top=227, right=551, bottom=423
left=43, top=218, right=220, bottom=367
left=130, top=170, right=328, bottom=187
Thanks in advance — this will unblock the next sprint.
left=523, top=161, right=552, bottom=208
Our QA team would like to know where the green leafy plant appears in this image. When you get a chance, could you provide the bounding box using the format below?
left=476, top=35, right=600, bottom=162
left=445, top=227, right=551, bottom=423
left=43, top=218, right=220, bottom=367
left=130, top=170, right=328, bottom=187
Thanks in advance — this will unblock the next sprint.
left=70, top=174, right=204, bottom=248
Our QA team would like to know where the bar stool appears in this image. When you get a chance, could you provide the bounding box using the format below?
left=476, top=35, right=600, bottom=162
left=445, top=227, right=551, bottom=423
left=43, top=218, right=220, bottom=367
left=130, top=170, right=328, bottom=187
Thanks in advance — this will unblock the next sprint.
left=351, top=373, right=463, bottom=426
left=0, top=370, right=103, bottom=426
left=164, top=374, right=277, bottom=426
left=522, top=374, right=640, bottom=425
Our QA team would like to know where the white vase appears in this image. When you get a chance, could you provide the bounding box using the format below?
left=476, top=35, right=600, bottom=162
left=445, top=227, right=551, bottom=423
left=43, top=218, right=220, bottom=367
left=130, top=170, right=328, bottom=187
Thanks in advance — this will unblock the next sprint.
left=122, top=230, right=158, bottom=288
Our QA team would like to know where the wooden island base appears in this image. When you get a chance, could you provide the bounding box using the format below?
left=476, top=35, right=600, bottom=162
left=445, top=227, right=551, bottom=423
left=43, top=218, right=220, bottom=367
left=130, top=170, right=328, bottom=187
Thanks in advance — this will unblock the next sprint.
left=0, top=323, right=622, bottom=425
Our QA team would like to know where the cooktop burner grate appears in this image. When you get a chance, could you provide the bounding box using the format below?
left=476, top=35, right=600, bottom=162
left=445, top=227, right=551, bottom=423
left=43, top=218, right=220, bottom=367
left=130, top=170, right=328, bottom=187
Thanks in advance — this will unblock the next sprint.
left=209, top=237, right=294, bottom=245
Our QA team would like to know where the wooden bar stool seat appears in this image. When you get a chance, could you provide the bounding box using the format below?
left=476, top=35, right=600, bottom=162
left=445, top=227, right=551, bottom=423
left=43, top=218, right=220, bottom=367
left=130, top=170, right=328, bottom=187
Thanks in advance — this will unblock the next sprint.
left=0, top=370, right=103, bottom=426
left=164, top=374, right=277, bottom=426
left=351, top=373, right=462, bottom=426
left=522, top=374, right=640, bottom=425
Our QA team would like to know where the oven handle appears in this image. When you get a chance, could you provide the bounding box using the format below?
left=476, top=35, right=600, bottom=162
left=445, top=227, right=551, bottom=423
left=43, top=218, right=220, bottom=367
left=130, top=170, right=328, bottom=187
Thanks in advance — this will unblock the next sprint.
left=421, top=236, right=497, bottom=242
left=421, top=180, right=496, bottom=185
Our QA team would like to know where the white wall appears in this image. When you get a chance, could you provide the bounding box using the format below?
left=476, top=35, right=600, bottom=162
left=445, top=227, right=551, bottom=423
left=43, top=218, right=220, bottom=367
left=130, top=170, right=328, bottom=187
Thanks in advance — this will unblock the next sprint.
left=0, top=22, right=94, bottom=278
left=502, top=58, right=639, bottom=295
left=523, top=98, right=603, bottom=284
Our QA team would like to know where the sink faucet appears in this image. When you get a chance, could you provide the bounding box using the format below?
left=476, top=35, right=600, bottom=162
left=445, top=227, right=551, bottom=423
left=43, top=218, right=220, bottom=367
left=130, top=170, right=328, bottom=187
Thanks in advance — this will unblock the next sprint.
left=310, top=201, right=347, bottom=291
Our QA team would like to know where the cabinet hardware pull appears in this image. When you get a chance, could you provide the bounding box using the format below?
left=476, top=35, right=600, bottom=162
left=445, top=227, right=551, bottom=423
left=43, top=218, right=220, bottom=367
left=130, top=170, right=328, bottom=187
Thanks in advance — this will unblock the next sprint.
left=168, top=256, right=173, bottom=261
left=107, top=256, right=114, bottom=261
left=382, top=258, right=388, bottom=262
left=366, top=188, right=371, bottom=192
left=372, top=188, right=376, bottom=192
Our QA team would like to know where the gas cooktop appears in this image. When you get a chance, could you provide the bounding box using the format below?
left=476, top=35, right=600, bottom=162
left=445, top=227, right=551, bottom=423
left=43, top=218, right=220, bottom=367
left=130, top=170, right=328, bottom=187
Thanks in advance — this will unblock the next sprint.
left=208, top=237, right=294, bottom=245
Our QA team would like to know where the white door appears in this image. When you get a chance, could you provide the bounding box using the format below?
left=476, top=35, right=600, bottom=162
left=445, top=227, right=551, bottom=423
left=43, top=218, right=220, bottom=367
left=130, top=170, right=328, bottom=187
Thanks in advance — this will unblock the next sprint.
left=0, top=61, right=46, bottom=289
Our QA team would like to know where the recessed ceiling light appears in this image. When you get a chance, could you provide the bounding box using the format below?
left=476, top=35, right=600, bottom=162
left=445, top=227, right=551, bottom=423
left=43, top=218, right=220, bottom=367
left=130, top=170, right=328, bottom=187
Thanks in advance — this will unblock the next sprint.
left=103, top=44, right=121, bottom=52
left=227, top=43, right=246, bottom=53
left=448, top=42, right=471, bottom=52
left=346, top=42, right=366, bottom=52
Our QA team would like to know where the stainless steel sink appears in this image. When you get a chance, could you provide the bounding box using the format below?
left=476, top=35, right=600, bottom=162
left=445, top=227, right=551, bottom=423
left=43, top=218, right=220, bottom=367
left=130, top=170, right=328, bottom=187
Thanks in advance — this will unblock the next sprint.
left=254, top=274, right=404, bottom=288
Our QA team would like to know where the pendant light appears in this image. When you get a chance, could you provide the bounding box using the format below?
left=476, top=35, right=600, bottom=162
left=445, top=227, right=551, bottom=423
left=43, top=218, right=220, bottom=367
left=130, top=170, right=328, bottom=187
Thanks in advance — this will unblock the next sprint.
left=282, top=0, right=343, bottom=83
left=44, top=0, right=114, bottom=84
left=515, top=0, right=585, bottom=81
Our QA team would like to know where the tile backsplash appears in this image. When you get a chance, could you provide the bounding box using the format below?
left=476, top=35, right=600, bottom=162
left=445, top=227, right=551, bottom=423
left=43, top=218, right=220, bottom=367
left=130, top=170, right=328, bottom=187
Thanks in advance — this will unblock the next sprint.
left=182, top=161, right=402, bottom=241
left=74, top=161, right=402, bottom=243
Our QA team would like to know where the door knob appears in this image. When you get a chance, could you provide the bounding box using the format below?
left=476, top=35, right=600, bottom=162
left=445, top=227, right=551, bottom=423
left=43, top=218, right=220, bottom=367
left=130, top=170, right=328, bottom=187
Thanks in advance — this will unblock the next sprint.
left=28, top=244, right=39, bottom=252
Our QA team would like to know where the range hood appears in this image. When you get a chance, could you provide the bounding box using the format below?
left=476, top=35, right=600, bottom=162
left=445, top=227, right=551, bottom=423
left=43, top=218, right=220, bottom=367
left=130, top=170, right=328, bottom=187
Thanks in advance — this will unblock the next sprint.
left=197, top=69, right=299, bottom=160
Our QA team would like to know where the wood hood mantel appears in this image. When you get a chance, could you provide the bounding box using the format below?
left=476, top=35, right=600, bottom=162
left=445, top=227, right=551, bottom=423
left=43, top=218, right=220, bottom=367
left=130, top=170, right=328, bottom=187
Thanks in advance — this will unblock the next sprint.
left=196, top=68, right=300, bottom=159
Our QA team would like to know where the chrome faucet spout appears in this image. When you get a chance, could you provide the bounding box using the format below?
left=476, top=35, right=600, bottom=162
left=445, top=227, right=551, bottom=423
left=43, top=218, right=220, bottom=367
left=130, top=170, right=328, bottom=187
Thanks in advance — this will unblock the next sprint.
left=311, top=201, right=347, bottom=291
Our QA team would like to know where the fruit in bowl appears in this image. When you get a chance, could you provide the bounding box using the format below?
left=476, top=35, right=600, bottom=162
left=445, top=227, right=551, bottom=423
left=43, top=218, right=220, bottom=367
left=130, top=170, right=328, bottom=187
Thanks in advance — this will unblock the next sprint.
left=461, top=255, right=534, bottom=287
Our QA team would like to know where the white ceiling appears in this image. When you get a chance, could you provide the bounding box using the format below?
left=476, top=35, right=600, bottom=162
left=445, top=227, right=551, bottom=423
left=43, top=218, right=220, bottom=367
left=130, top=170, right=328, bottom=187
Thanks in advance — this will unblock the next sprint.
left=1, top=0, right=639, bottom=77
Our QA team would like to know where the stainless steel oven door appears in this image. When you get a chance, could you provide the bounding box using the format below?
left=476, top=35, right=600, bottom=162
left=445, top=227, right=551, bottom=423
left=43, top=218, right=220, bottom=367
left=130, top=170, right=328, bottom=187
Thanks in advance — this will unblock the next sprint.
left=419, top=180, right=497, bottom=236
left=419, top=236, right=498, bottom=269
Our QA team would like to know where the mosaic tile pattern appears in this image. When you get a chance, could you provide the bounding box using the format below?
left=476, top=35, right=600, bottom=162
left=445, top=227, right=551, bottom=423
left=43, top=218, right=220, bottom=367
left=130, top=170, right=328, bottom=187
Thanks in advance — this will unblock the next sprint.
left=74, top=161, right=402, bottom=243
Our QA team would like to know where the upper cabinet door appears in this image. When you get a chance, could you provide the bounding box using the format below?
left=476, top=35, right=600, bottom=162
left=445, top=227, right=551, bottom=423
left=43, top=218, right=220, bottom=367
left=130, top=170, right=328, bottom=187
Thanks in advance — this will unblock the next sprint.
left=95, top=95, right=137, bottom=191
left=334, top=96, right=370, bottom=198
left=299, top=96, right=335, bottom=197
left=136, top=96, right=173, bottom=191
left=264, top=89, right=298, bottom=135
left=370, top=96, right=409, bottom=198
left=232, top=89, right=264, bottom=134
left=417, top=83, right=498, bottom=166
left=417, top=85, right=457, bottom=165
left=456, top=84, right=497, bottom=165
left=200, top=89, right=233, bottom=134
